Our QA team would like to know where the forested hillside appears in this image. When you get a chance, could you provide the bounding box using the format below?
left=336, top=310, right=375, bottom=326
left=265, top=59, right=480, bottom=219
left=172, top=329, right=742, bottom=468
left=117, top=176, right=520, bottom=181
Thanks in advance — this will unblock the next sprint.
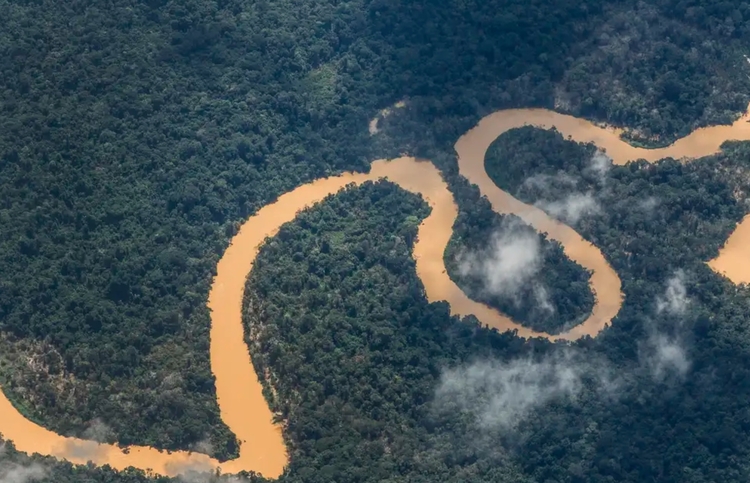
left=4, top=0, right=750, bottom=480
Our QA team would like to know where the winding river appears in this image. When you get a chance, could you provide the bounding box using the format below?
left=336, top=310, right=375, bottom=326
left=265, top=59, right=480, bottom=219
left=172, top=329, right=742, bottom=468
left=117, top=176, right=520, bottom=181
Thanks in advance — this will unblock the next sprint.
left=2, top=105, right=750, bottom=478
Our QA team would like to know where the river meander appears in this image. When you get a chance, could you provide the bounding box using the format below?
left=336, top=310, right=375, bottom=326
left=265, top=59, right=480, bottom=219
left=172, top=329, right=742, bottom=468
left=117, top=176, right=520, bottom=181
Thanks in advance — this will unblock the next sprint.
left=2, top=105, right=750, bottom=478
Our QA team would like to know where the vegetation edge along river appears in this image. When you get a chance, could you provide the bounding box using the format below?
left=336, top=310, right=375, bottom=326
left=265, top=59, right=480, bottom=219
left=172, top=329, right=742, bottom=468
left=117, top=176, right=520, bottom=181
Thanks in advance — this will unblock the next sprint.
left=4, top=103, right=750, bottom=478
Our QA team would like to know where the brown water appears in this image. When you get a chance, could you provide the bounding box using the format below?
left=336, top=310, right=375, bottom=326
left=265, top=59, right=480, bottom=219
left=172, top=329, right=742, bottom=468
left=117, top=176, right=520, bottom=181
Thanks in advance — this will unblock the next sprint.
left=3, top=104, right=750, bottom=478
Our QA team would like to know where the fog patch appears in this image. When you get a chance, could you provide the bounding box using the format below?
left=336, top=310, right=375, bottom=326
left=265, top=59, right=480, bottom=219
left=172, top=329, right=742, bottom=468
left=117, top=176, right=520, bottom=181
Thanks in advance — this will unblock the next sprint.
left=189, top=437, right=214, bottom=457
left=456, top=218, right=551, bottom=311
left=585, top=150, right=612, bottom=185
left=637, top=196, right=659, bottom=216
left=435, top=354, right=582, bottom=431
left=640, top=270, right=692, bottom=381
left=58, top=438, right=105, bottom=461
left=533, top=285, right=554, bottom=313
left=646, top=334, right=691, bottom=380
left=165, top=459, right=215, bottom=483
left=0, top=464, right=46, bottom=483
left=523, top=172, right=578, bottom=191
left=433, top=350, right=619, bottom=433
left=0, top=449, right=46, bottom=483
left=174, top=468, right=261, bottom=483
left=535, top=192, right=601, bottom=225
left=82, top=418, right=114, bottom=444
left=520, top=151, right=610, bottom=225
left=655, top=270, right=690, bottom=317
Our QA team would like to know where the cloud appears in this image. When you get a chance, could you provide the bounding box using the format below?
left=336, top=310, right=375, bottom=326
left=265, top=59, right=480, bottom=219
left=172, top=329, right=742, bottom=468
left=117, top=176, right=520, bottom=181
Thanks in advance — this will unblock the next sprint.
left=533, top=285, right=554, bottom=313
left=655, top=270, right=689, bottom=317
left=640, top=271, right=692, bottom=381
left=456, top=219, right=550, bottom=310
left=648, top=334, right=691, bottom=381
left=165, top=459, right=215, bottom=483
left=58, top=438, right=106, bottom=461
left=637, top=196, right=659, bottom=215
left=0, top=461, right=46, bottom=483
left=535, top=192, right=600, bottom=225
left=433, top=350, right=613, bottom=432
left=522, top=172, right=578, bottom=191
left=585, top=150, right=612, bottom=184
left=190, top=437, right=214, bottom=457
left=521, top=151, right=611, bottom=225
left=53, top=419, right=113, bottom=462
left=82, top=418, right=114, bottom=444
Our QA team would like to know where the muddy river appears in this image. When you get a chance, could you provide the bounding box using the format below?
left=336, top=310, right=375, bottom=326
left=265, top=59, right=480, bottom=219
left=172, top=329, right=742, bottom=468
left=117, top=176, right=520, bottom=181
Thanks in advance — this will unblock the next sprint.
left=2, top=105, right=750, bottom=478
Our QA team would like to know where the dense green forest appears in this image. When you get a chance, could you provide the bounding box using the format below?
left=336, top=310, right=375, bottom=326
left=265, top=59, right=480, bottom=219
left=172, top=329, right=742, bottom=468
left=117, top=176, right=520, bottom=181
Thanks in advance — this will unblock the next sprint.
left=4, top=0, right=750, bottom=480
left=444, top=210, right=595, bottom=335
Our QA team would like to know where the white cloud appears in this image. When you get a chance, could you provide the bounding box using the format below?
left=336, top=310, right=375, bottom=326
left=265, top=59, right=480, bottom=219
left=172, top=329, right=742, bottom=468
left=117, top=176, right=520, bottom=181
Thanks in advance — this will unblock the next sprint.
left=434, top=352, right=586, bottom=432
left=637, top=196, right=659, bottom=215
left=0, top=462, right=46, bottom=483
left=82, top=418, right=113, bottom=443
left=523, top=172, right=578, bottom=191
left=585, top=150, right=612, bottom=184
left=521, top=151, right=610, bottom=225
left=458, top=226, right=541, bottom=297
left=535, top=192, right=600, bottom=225
left=649, top=334, right=691, bottom=380
left=189, top=437, right=214, bottom=457
left=640, top=271, right=692, bottom=381
left=456, top=220, right=551, bottom=310
left=533, top=285, right=554, bottom=313
left=59, top=438, right=105, bottom=461
left=655, top=270, right=689, bottom=316
left=165, top=459, right=215, bottom=483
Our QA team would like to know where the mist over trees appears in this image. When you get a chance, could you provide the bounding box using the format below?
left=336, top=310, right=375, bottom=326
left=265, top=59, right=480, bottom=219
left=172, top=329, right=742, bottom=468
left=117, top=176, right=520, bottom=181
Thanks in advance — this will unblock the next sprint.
left=445, top=211, right=595, bottom=335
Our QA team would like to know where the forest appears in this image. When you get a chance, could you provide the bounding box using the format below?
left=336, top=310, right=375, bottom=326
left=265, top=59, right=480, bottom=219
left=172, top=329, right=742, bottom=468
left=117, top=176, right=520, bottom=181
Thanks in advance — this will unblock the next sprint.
left=3, top=0, right=750, bottom=480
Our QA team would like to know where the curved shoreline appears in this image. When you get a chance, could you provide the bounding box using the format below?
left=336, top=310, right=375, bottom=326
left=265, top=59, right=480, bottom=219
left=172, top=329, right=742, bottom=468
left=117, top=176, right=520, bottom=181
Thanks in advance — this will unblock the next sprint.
left=2, top=103, right=750, bottom=478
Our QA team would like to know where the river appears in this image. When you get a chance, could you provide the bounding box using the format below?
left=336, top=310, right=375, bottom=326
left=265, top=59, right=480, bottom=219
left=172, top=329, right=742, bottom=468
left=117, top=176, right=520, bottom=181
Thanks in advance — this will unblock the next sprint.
left=1, top=104, right=749, bottom=478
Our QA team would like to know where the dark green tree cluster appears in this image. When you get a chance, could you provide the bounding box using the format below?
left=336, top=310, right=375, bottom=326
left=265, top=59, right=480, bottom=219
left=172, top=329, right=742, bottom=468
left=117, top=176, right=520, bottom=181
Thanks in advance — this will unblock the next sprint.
left=0, top=0, right=383, bottom=456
